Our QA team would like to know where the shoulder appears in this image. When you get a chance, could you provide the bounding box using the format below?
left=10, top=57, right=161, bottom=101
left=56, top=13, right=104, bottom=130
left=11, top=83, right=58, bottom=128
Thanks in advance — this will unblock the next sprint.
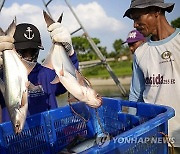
left=176, top=28, right=180, bottom=34
left=134, top=41, right=149, bottom=63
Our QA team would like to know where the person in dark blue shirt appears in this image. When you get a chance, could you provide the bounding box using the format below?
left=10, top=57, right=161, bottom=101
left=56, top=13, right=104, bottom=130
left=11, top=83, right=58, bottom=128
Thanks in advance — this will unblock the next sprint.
left=0, top=23, right=79, bottom=122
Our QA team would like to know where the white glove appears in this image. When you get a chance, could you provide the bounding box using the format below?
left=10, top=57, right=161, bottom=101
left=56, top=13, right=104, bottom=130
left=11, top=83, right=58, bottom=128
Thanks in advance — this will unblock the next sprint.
left=48, top=22, right=74, bottom=56
left=0, top=35, right=14, bottom=67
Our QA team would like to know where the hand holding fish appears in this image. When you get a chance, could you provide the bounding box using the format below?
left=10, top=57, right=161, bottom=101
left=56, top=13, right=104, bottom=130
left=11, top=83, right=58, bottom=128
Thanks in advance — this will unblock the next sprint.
left=43, top=11, right=102, bottom=108
left=0, top=31, right=14, bottom=67
left=0, top=35, right=14, bottom=52
left=48, top=22, right=74, bottom=56
left=0, top=20, right=36, bottom=134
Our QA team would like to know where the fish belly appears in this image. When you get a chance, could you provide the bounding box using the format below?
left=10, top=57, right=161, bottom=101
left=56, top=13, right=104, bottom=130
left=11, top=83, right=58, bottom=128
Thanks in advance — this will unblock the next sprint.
left=3, top=50, right=27, bottom=109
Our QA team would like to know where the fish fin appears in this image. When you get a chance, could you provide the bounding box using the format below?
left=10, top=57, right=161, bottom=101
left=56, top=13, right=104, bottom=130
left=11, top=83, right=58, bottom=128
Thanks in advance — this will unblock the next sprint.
left=50, top=75, right=60, bottom=84
left=75, top=70, right=85, bottom=86
left=42, top=46, right=54, bottom=69
left=0, top=78, right=5, bottom=98
left=20, top=90, right=27, bottom=108
left=59, top=63, right=64, bottom=76
left=60, top=69, right=64, bottom=76
left=25, top=81, right=30, bottom=88
left=5, top=17, right=16, bottom=37
left=43, top=10, right=55, bottom=27
left=67, top=92, right=79, bottom=103
left=75, top=70, right=92, bottom=87
left=57, top=12, right=63, bottom=23
left=68, top=97, right=79, bottom=103
left=0, top=28, right=5, bottom=36
left=83, top=75, right=92, bottom=87
left=43, top=10, right=64, bottom=26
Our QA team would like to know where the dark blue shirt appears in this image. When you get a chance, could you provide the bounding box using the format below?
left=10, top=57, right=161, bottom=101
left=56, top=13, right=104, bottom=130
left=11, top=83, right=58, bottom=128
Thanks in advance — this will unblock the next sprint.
left=0, top=53, right=79, bottom=122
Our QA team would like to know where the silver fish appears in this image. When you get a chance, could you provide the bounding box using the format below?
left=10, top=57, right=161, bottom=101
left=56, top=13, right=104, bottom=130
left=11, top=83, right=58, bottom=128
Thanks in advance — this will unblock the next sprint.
left=60, top=136, right=96, bottom=154
left=43, top=11, right=102, bottom=108
left=0, top=19, right=36, bottom=134
left=69, top=138, right=96, bottom=153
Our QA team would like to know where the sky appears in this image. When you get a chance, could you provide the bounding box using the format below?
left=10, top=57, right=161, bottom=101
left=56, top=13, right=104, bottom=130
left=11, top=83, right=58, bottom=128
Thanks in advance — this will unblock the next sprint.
left=0, top=0, right=180, bottom=62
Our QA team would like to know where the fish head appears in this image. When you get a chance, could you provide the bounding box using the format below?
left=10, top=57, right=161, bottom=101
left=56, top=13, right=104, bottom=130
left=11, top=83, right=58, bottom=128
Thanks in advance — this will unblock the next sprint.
left=13, top=101, right=28, bottom=134
left=10, top=89, right=28, bottom=134
left=85, top=88, right=102, bottom=108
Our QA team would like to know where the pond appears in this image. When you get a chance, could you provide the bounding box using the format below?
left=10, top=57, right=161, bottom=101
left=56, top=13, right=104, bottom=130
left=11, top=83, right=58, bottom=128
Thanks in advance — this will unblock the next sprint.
left=57, top=84, right=130, bottom=107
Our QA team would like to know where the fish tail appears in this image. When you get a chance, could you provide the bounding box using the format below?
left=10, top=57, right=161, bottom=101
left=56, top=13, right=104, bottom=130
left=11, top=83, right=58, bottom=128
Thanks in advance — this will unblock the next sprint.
left=5, top=18, right=16, bottom=37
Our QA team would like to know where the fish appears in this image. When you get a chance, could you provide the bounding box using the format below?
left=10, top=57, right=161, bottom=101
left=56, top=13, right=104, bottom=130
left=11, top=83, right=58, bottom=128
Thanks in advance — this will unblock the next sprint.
left=59, top=135, right=97, bottom=154
left=60, top=133, right=111, bottom=153
left=0, top=19, right=36, bottom=134
left=42, top=11, right=102, bottom=108
left=68, top=138, right=96, bottom=153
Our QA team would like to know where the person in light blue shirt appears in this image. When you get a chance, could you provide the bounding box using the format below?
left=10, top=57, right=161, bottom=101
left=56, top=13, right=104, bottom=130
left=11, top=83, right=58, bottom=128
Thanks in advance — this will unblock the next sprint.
left=124, top=0, right=180, bottom=152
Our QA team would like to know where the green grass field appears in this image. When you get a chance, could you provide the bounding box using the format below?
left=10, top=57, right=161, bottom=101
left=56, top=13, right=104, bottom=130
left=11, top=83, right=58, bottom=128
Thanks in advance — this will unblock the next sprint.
left=81, top=60, right=132, bottom=79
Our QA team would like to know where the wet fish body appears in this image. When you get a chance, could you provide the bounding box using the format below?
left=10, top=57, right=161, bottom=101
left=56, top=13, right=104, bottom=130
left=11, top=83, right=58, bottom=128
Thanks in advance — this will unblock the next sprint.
left=70, top=138, right=96, bottom=153
left=0, top=20, right=35, bottom=133
left=43, top=11, right=102, bottom=108
left=60, top=138, right=96, bottom=154
left=3, top=49, right=28, bottom=134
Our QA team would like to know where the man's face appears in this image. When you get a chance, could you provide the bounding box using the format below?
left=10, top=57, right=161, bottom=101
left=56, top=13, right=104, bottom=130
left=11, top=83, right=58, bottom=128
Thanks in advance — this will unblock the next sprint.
left=130, top=8, right=158, bottom=37
left=17, top=48, right=39, bottom=62
left=128, top=40, right=144, bottom=54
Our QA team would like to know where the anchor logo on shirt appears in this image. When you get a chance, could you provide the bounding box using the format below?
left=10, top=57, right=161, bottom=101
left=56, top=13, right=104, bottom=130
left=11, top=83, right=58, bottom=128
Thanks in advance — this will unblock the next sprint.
left=24, top=27, right=34, bottom=40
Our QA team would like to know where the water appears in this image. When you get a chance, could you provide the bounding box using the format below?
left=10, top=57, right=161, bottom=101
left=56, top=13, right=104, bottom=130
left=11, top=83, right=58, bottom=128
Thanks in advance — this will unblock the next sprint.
left=57, top=84, right=130, bottom=107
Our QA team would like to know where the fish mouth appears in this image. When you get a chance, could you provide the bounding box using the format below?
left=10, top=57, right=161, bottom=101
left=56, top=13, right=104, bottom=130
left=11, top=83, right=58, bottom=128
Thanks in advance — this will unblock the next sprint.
left=97, top=94, right=102, bottom=102
left=14, top=121, right=22, bottom=134
left=95, top=94, right=103, bottom=107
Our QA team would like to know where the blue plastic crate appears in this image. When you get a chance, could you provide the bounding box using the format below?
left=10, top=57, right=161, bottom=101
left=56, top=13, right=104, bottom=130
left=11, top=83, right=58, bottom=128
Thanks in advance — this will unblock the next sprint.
left=0, top=97, right=174, bottom=154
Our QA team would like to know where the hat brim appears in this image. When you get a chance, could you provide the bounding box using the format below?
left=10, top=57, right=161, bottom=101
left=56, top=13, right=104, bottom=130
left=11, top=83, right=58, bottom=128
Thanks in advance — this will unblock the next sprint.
left=15, top=41, right=44, bottom=50
left=122, top=40, right=140, bottom=44
left=122, top=41, right=127, bottom=44
left=123, top=3, right=175, bottom=18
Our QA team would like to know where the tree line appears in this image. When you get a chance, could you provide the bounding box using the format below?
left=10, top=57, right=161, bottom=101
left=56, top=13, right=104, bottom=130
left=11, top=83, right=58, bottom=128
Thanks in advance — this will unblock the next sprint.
left=72, top=17, right=180, bottom=62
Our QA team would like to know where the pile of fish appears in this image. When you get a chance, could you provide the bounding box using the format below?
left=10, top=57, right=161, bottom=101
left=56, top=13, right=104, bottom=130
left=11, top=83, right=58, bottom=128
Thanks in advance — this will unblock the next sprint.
left=0, top=19, right=36, bottom=134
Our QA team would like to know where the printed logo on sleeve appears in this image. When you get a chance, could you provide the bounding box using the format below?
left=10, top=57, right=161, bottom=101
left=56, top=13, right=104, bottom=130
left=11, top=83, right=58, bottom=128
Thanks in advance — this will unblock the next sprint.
left=145, top=74, right=175, bottom=87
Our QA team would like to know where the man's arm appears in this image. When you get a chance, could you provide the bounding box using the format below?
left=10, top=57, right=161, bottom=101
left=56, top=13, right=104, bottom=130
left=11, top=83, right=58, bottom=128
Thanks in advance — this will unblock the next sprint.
left=129, top=55, right=145, bottom=102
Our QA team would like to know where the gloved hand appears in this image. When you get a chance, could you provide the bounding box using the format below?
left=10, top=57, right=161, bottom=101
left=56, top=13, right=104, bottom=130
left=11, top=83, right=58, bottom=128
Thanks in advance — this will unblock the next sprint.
left=48, top=22, right=74, bottom=56
left=0, top=35, right=14, bottom=67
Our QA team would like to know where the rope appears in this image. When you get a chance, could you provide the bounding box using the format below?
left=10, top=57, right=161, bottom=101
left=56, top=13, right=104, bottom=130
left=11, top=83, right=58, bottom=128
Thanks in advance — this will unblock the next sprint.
left=159, top=132, right=174, bottom=154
